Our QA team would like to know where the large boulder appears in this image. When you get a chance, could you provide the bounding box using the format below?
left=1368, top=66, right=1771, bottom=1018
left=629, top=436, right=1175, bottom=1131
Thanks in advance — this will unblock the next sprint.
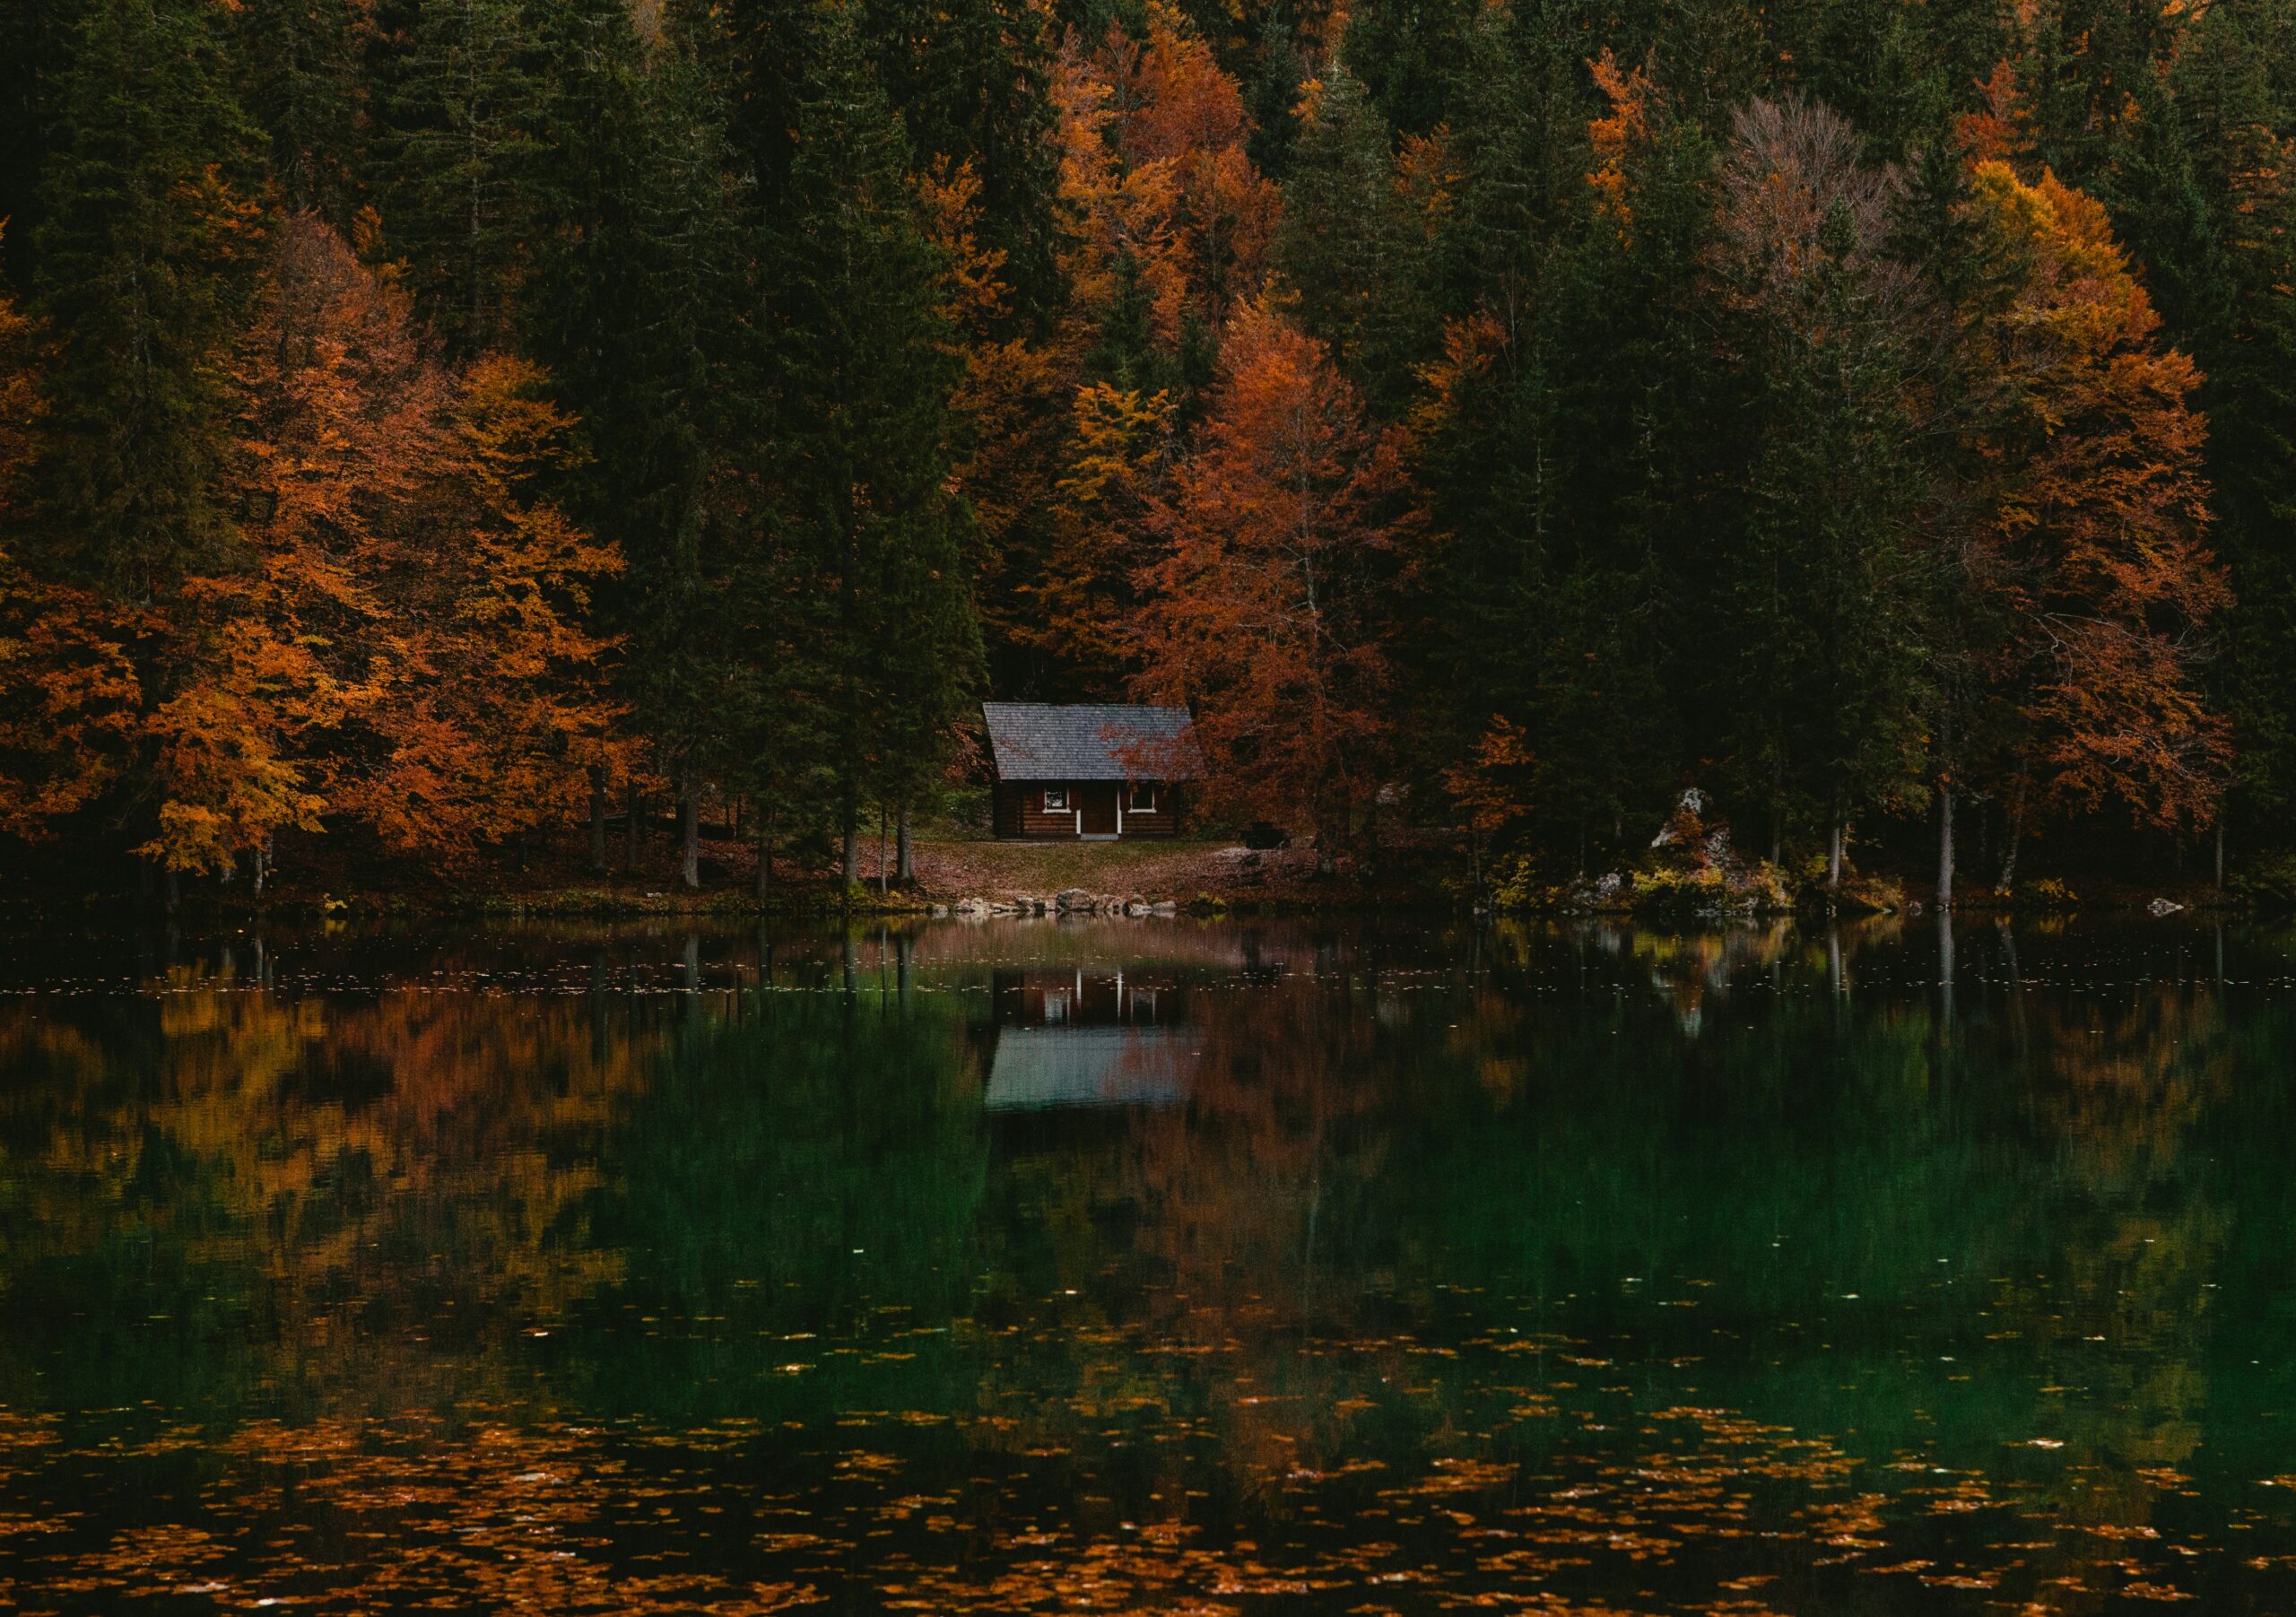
left=1055, top=887, right=1095, bottom=912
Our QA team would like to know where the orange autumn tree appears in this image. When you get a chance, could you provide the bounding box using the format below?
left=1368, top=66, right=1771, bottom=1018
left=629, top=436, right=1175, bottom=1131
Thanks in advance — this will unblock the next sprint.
left=349, top=353, right=622, bottom=862
left=1135, top=300, right=1412, bottom=863
left=1956, top=60, right=2038, bottom=170
left=1054, top=5, right=1279, bottom=354
left=971, top=4, right=1280, bottom=696
left=1442, top=715, right=1537, bottom=891
left=1111, top=9, right=1281, bottom=327
left=1963, top=162, right=2231, bottom=862
left=144, top=213, right=448, bottom=882
left=135, top=216, right=623, bottom=879
left=919, top=156, right=1077, bottom=680
left=1034, top=379, right=1173, bottom=683
left=1587, top=48, right=1657, bottom=239
left=0, top=234, right=149, bottom=844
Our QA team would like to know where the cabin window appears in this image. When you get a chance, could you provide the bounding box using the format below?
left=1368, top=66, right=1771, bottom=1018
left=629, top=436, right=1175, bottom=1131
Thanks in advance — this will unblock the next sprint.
left=1042, top=787, right=1068, bottom=811
left=1127, top=783, right=1159, bottom=812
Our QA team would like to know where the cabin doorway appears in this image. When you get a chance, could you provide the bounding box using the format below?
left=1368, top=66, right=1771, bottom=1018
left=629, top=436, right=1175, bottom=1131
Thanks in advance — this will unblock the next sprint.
left=1079, top=786, right=1120, bottom=837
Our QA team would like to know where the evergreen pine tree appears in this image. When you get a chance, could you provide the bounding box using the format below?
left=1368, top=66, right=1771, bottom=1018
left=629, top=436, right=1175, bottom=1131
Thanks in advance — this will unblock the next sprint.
left=530, top=0, right=742, bottom=824
left=1274, top=48, right=1431, bottom=416
left=370, top=0, right=544, bottom=352
left=772, top=3, right=979, bottom=884
left=33, top=0, right=262, bottom=595
left=1708, top=100, right=1935, bottom=870
left=239, top=0, right=368, bottom=220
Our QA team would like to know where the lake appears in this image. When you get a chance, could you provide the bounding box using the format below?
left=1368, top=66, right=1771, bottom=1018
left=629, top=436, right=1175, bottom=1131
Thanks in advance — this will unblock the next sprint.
left=2, top=913, right=2293, bottom=1613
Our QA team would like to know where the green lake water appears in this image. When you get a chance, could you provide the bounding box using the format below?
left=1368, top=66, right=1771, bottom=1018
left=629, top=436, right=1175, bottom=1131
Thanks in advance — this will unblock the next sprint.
left=3, top=914, right=2295, bottom=1613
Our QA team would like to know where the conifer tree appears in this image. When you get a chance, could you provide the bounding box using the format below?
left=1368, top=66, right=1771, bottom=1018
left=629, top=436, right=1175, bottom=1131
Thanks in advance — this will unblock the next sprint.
left=2157, top=1, right=2296, bottom=861
left=1708, top=99, right=1934, bottom=873
left=33, top=0, right=262, bottom=596
left=526, top=0, right=753, bottom=883
left=0, top=0, right=77, bottom=294
left=772, top=4, right=978, bottom=885
left=370, top=0, right=544, bottom=351
left=239, top=0, right=368, bottom=220
left=1274, top=49, right=1431, bottom=416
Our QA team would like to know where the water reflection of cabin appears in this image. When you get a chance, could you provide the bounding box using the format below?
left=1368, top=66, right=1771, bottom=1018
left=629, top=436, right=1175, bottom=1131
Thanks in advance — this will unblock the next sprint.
left=983, top=702, right=1197, bottom=839
left=984, top=968, right=1199, bottom=1111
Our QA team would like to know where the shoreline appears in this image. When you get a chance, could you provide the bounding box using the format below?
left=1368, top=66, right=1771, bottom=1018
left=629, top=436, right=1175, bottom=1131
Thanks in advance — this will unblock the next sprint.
left=0, top=835, right=2257, bottom=925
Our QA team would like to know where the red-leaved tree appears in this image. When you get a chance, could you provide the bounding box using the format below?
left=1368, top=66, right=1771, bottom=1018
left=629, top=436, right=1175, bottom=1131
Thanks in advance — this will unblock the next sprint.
left=1134, top=300, right=1412, bottom=861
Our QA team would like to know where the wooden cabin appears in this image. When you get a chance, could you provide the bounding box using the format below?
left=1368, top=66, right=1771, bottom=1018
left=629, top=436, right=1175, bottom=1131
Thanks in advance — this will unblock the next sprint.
left=984, top=702, right=1197, bottom=839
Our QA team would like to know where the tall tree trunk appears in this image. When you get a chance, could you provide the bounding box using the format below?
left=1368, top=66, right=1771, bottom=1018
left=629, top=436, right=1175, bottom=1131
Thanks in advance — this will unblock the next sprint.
left=1998, top=778, right=2024, bottom=895
left=1826, top=804, right=1844, bottom=893
left=836, top=470, right=860, bottom=900
left=2215, top=817, right=2225, bottom=891
left=587, top=766, right=609, bottom=874
left=754, top=809, right=774, bottom=903
left=253, top=839, right=268, bottom=897
left=896, top=803, right=913, bottom=884
left=625, top=779, right=641, bottom=873
left=679, top=767, right=700, bottom=891
left=878, top=806, right=890, bottom=896
left=1936, top=781, right=1955, bottom=909
left=840, top=804, right=858, bottom=891
left=164, top=865, right=180, bottom=916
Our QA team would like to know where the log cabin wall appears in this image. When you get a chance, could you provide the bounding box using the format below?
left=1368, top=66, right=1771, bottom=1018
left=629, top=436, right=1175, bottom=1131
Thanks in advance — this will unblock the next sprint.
left=991, top=782, right=1181, bottom=839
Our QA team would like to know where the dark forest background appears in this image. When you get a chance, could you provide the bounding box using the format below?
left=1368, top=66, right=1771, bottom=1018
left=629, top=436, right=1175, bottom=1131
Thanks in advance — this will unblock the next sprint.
left=1, top=0, right=2292, bottom=900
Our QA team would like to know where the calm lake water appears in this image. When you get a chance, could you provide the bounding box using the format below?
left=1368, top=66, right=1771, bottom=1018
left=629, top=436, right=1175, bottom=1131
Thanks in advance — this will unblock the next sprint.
left=3, top=913, right=2295, bottom=1613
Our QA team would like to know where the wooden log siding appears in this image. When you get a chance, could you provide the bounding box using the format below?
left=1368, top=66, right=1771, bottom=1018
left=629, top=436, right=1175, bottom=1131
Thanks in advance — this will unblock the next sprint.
left=992, top=782, right=1180, bottom=839
left=982, top=703, right=1198, bottom=841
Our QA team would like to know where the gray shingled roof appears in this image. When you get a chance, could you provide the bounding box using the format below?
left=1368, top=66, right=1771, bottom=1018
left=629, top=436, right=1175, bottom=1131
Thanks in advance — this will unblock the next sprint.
left=982, top=702, right=1199, bottom=781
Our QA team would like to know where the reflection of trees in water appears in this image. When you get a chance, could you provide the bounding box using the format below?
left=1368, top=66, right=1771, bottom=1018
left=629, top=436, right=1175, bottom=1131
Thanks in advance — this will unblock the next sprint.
left=2, top=921, right=2295, bottom=1610
left=0, top=959, right=663, bottom=1414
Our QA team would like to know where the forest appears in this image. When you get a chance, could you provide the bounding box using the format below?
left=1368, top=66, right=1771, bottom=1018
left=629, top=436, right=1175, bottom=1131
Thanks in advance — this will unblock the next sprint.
left=0, top=0, right=2291, bottom=903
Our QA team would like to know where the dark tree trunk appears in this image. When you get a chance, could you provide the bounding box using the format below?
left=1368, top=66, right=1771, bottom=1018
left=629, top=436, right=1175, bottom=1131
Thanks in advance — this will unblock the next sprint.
left=896, top=804, right=914, bottom=884
left=1826, top=805, right=1844, bottom=892
left=1998, top=778, right=2024, bottom=895
left=878, top=806, right=890, bottom=896
left=587, top=766, right=609, bottom=874
left=2215, top=818, right=2226, bottom=891
left=840, top=778, right=859, bottom=892
left=625, top=779, right=641, bottom=873
left=679, top=768, right=700, bottom=891
left=1936, top=781, right=1955, bottom=908
left=754, top=809, right=774, bottom=902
